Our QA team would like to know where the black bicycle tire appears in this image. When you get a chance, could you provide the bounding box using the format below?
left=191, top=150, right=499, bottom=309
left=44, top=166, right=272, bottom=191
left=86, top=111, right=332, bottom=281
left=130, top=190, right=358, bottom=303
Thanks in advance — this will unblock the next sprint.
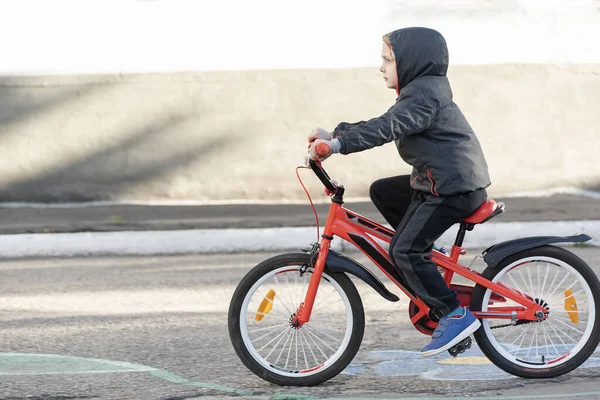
left=471, top=245, right=600, bottom=378
left=228, top=252, right=365, bottom=386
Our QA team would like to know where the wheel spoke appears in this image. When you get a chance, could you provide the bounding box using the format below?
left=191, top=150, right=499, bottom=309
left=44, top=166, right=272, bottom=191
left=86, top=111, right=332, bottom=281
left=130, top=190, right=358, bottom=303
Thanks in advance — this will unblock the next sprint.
left=303, top=326, right=335, bottom=356
left=252, top=324, right=289, bottom=343
left=526, top=267, right=536, bottom=298
left=301, top=328, right=326, bottom=362
left=309, top=318, right=347, bottom=325
left=264, top=327, right=293, bottom=361
left=253, top=301, right=293, bottom=318
left=305, top=323, right=344, bottom=343
left=545, top=271, right=570, bottom=304
left=517, top=269, right=532, bottom=298
left=551, top=315, right=577, bottom=322
left=542, top=268, right=562, bottom=303
left=535, top=323, right=539, bottom=359
left=306, top=325, right=345, bottom=333
left=537, top=263, right=541, bottom=302
left=546, top=286, right=583, bottom=308
left=294, top=273, right=301, bottom=311
left=551, top=310, right=582, bottom=314
left=539, top=263, right=551, bottom=302
left=542, top=322, right=560, bottom=357
left=311, top=285, right=339, bottom=313
left=504, top=323, right=528, bottom=345
left=511, top=324, right=533, bottom=355
left=552, top=314, right=587, bottom=323
left=258, top=326, right=291, bottom=353
left=545, top=278, right=580, bottom=307
left=312, top=295, right=344, bottom=314
left=546, top=320, right=578, bottom=345
left=294, top=328, right=299, bottom=370
left=549, top=316, right=585, bottom=335
left=299, top=328, right=310, bottom=369
left=507, top=273, right=526, bottom=296
left=284, top=273, right=298, bottom=312
left=497, top=324, right=518, bottom=343
left=275, top=329, right=294, bottom=365
left=273, top=275, right=294, bottom=314
left=250, top=311, right=290, bottom=322
left=249, top=323, right=289, bottom=335
left=546, top=319, right=569, bottom=350
left=310, top=311, right=345, bottom=319
left=283, top=329, right=295, bottom=371
left=525, top=324, right=537, bottom=358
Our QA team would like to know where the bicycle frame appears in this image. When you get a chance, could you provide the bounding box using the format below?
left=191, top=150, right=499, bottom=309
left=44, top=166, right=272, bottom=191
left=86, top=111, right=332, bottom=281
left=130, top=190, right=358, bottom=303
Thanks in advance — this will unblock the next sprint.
left=292, top=168, right=547, bottom=328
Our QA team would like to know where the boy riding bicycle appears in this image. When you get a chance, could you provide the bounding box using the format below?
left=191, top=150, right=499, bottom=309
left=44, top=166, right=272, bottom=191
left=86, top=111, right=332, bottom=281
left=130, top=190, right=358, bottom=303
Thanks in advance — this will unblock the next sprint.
left=307, top=27, right=491, bottom=356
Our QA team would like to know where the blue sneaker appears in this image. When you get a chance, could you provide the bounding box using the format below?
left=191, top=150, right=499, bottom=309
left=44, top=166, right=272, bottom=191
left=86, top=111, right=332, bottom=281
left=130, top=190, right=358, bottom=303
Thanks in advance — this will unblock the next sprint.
left=420, top=308, right=481, bottom=357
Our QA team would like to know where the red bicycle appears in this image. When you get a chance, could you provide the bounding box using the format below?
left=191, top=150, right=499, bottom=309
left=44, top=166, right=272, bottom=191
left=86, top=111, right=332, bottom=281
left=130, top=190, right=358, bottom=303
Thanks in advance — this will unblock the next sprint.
left=229, top=159, right=600, bottom=386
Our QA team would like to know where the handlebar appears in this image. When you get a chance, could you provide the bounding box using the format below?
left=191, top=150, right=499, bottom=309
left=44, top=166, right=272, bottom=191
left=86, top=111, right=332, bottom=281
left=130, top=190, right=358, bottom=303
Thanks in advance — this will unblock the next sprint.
left=308, top=158, right=338, bottom=194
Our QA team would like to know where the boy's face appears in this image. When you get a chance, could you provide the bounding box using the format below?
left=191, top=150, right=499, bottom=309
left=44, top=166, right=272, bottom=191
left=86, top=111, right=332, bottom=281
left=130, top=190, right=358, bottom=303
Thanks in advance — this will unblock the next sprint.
left=380, top=41, right=398, bottom=90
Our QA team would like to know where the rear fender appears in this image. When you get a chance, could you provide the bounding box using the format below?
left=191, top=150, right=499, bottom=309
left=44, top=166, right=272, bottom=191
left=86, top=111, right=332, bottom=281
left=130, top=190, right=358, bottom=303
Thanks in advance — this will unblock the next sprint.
left=483, top=234, right=592, bottom=268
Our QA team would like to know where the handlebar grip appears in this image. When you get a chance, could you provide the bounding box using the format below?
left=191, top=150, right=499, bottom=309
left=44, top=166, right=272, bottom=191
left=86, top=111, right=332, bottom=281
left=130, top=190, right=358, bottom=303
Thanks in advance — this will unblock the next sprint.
left=315, top=142, right=330, bottom=157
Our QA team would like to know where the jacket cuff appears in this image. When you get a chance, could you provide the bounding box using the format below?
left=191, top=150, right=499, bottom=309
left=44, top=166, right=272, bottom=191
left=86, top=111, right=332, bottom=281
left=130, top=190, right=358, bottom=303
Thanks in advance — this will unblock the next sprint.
left=330, top=138, right=342, bottom=154
left=333, top=136, right=347, bottom=154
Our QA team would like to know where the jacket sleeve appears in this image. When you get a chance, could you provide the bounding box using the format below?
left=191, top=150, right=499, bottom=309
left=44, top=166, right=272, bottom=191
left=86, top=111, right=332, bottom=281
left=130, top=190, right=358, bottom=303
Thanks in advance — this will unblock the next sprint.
left=332, top=86, right=436, bottom=154
left=332, top=121, right=366, bottom=138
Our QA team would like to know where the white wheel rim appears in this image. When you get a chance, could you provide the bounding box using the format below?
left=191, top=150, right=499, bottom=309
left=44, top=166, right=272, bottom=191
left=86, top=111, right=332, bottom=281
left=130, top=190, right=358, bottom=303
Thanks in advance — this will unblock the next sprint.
left=239, top=265, right=354, bottom=377
left=481, top=256, right=596, bottom=368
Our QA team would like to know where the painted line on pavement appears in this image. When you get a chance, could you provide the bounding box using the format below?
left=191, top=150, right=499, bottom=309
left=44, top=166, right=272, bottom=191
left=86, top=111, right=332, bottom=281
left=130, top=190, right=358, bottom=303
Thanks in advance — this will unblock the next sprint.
left=0, top=353, right=252, bottom=396
left=147, top=369, right=253, bottom=396
left=0, top=220, right=597, bottom=258
left=3, top=352, right=600, bottom=399
left=0, top=352, right=156, bottom=375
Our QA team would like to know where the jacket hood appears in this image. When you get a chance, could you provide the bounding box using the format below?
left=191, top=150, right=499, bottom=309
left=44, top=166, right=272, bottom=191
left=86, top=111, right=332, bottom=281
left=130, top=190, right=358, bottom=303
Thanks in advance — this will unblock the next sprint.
left=385, top=27, right=449, bottom=92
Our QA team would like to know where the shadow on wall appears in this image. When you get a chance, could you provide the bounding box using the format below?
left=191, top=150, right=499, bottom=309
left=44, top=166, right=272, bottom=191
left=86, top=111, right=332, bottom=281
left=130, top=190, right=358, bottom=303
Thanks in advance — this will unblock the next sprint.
left=0, top=114, right=224, bottom=202
left=0, top=77, right=224, bottom=202
left=0, top=77, right=104, bottom=130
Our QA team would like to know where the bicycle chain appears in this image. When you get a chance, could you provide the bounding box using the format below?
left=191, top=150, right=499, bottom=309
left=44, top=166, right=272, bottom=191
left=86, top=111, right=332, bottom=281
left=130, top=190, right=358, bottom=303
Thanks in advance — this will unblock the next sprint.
left=490, top=319, right=547, bottom=329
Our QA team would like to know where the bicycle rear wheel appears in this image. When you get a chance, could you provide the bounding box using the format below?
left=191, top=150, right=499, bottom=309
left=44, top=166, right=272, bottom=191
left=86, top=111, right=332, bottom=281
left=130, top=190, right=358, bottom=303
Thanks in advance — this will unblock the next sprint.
left=228, top=253, right=364, bottom=386
left=471, top=245, right=600, bottom=378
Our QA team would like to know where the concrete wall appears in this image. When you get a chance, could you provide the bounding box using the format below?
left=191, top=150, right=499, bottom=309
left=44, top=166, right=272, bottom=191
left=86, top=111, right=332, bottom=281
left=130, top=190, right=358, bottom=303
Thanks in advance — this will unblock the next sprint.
left=1, top=64, right=599, bottom=202
left=1, top=0, right=599, bottom=202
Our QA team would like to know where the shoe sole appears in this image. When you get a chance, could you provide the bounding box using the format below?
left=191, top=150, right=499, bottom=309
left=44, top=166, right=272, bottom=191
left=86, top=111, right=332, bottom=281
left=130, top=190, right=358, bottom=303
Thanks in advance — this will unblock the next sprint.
left=420, top=319, right=481, bottom=357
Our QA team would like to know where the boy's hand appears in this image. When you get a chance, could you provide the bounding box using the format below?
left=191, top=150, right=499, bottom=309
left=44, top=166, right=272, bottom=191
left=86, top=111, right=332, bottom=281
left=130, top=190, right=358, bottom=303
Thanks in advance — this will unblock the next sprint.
left=308, top=127, right=332, bottom=143
left=308, top=139, right=341, bottom=162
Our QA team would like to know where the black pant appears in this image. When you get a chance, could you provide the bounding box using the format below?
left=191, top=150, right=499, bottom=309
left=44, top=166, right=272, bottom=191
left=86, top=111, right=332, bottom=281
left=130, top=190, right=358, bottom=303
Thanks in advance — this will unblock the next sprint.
left=370, top=175, right=487, bottom=315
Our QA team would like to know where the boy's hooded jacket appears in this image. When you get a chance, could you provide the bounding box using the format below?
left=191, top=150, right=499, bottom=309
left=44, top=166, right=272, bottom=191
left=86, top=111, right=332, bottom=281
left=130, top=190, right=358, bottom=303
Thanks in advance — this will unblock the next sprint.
left=333, top=27, right=491, bottom=196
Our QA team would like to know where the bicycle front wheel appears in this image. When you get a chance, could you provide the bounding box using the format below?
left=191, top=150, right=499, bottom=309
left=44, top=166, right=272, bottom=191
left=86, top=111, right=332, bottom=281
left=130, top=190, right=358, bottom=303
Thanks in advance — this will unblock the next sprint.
left=228, top=253, right=364, bottom=386
left=471, top=245, right=600, bottom=378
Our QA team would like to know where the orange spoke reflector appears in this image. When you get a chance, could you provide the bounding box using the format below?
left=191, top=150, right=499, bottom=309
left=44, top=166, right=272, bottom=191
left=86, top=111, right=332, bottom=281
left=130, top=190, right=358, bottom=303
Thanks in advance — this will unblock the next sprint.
left=255, top=289, right=276, bottom=321
left=564, top=288, right=579, bottom=324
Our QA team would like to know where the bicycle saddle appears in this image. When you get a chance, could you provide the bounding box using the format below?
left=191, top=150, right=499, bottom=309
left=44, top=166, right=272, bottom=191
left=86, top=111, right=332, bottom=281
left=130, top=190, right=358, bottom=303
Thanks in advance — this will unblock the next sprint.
left=463, top=199, right=505, bottom=225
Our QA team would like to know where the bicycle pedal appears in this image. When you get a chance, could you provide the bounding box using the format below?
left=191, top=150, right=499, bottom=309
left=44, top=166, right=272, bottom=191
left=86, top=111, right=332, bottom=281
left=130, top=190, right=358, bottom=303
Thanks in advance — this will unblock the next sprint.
left=448, top=336, right=472, bottom=357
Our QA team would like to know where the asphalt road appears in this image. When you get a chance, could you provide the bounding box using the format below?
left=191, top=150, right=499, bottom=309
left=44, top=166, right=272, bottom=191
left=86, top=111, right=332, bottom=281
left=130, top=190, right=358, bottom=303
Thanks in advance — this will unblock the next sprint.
left=2, top=248, right=600, bottom=400
left=1, top=194, right=599, bottom=234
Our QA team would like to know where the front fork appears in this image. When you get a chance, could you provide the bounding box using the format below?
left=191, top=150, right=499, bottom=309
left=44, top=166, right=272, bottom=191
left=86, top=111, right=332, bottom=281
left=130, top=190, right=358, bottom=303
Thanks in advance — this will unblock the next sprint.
left=291, top=237, right=332, bottom=328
